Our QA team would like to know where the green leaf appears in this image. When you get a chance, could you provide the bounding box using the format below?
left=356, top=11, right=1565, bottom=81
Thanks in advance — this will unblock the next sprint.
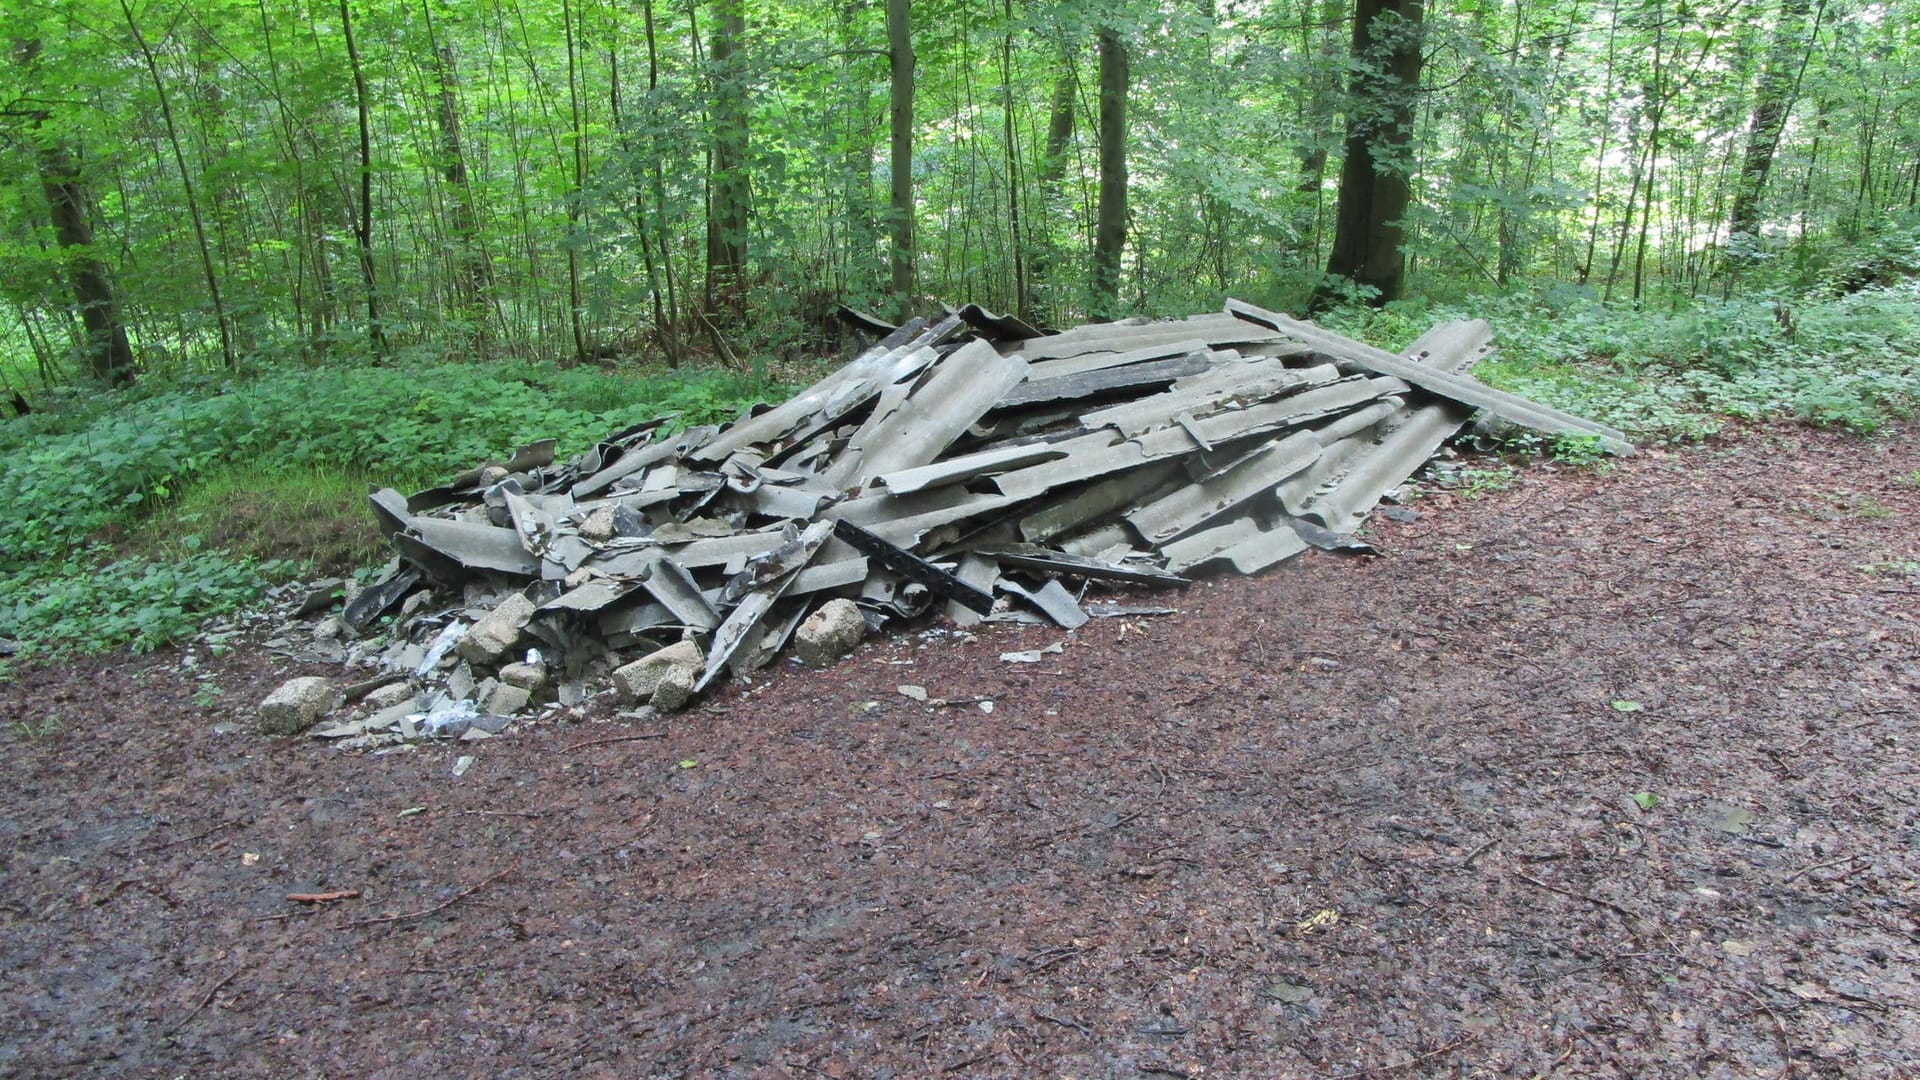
left=1632, top=792, right=1659, bottom=811
left=1611, top=699, right=1643, bottom=712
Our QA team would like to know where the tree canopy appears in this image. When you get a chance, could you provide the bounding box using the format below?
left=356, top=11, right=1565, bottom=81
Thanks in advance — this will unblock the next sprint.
left=1, top=0, right=1912, bottom=378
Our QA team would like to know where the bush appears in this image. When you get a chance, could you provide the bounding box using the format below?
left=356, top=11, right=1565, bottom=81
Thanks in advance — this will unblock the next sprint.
left=0, top=358, right=787, bottom=654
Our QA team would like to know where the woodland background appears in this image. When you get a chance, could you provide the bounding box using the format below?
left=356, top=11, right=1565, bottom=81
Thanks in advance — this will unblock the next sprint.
left=3, top=0, right=1909, bottom=379
left=2, top=0, right=1918, bottom=656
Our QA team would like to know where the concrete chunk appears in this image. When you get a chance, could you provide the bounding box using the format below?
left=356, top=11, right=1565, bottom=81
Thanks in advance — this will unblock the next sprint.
left=455, top=592, right=537, bottom=665
left=498, top=662, right=547, bottom=691
left=482, top=682, right=532, bottom=717
left=259, top=676, right=337, bottom=736
left=794, top=598, right=866, bottom=667
left=649, top=664, right=698, bottom=713
left=612, top=639, right=705, bottom=703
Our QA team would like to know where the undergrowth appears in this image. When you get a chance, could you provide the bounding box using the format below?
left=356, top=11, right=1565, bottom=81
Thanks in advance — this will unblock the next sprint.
left=0, top=359, right=787, bottom=656
left=5, top=277, right=1914, bottom=657
left=1321, top=281, right=1920, bottom=442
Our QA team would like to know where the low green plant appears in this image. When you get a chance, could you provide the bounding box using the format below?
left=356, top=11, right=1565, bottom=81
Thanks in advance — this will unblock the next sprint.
left=1459, top=464, right=1519, bottom=498
left=1859, top=560, right=1920, bottom=578
left=0, top=356, right=785, bottom=656
left=0, top=553, right=293, bottom=655
left=191, top=681, right=224, bottom=708
left=7, top=713, right=64, bottom=740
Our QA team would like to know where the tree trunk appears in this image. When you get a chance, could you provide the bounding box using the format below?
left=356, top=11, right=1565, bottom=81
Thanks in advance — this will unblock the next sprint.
left=340, top=0, right=387, bottom=357
left=706, top=0, right=749, bottom=315
left=1307, top=0, right=1425, bottom=313
left=12, top=40, right=136, bottom=386
left=121, top=0, right=235, bottom=370
left=1000, top=0, right=1027, bottom=320
left=561, top=0, right=589, bottom=365
left=1091, top=28, right=1129, bottom=320
left=887, top=0, right=915, bottom=319
left=1027, top=51, right=1077, bottom=311
left=1727, top=0, right=1822, bottom=248
left=426, top=31, right=492, bottom=345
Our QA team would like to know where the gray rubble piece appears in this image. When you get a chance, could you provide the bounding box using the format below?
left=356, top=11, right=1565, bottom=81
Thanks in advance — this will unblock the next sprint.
left=363, top=682, right=416, bottom=711
left=649, top=664, right=699, bottom=713
left=498, top=661, right=547, bottom=691
left=343, top=298, right=1624, bottom=725
left=794, top=598, right=867, bottom=667
left=456, top=591, right=537, bottom=665
left=259, top=676, right=338, bottom=736
left=482, top=682, right=533, bottom=717
left=613, top=639, right=706, bottom=703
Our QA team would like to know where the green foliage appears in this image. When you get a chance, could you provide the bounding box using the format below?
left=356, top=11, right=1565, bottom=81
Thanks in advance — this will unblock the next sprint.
left=1423, top=284, right=1920, bottom=444
left=0, top=357, right=782, bottom=655
left=0, top=553, right=290, bottom=656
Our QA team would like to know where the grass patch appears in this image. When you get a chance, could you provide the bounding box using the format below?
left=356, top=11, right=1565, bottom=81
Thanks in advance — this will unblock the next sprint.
left=1315, top=282, right=1920, bottom=450
left=129, top=464, right=391, bottom=577
left=0, top=357, right=790, bottom=657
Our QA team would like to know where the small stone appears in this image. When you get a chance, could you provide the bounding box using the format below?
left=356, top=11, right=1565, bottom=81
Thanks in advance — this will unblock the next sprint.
left=446, top=662, right=476, bottom=702
left=312, top=616, right=347, bottom=642
left=649, top=664, right=697, bottom=713
left=259, top=676, right=337, bottom=736
left=578, top=506, right=617, bottom=541
left=455, top=592, right=537, bottom=664
left=483, top=682, right=532, bottom=717
left=794, top=598, right=866, bottom=667
left=363, top=682, right=415, bottom=710
left=612, top=640, right=705, bottom=703
left=498, top=662, right=547, bottom=691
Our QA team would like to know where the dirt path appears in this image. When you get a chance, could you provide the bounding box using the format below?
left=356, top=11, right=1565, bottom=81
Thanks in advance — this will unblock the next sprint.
left=3, top=422, right=1917, bottom=1079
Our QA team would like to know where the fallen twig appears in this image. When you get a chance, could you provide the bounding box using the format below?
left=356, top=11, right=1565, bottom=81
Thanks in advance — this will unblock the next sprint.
left=286, top=889, right=359, bottom=904
left=1460, top=837, right=1501, bottom=868
left=1031, top=1006, right=1091, bottom=1036
left=1739, top=988, right=1793, bottom=1080
left=143, top=818, right=245, bottom=853
left=1784, top=854, right=1865, bottom=883
left=169, top=962, right=246, bottom=1035
left=561, top=732, right=666, bottom=753
left=1512, top=872, right=1638, bottom=921
left=338, top=865, right=516, bottom=929
left=1328, top=1033, right=1479, bottom=1078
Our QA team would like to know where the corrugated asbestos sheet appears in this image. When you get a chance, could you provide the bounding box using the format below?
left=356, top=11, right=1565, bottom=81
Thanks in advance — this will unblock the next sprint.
left=358, top=300, right=1630, bottom=699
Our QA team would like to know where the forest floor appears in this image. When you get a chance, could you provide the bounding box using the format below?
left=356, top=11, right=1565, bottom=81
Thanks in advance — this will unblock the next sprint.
left=2, top=421, right=1917, bottom=1079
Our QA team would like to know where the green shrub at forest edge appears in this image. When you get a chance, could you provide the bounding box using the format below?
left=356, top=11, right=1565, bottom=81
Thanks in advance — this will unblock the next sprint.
left=0, top=360, right=786, bottom=656
left=3, top=280, right=1917, bottom=658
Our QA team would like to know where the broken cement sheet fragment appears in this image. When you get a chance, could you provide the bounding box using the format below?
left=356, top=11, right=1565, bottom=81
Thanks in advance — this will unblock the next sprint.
left=1000, top=641, right=1065, bottom=663
left=1225, top=299, right=1632, bottom=453
left=875, top=442, right=1068, bottom=495
left=408, top=694, right=482, bottom=740
left=832, top=519, right=993, bottom=615
left=413, top=620, right=467, bottom=676
left=1124, top=430, right=1321, bottom=545
left=993, top=352, right=1211, bottom=410
left=343, top=564, right=422, bottom=633
left=999, top=578, right=1089, bottom=630
left=696, top=519, right=834, bottom=692
left=972, top=544, right=1189, bottom=587
left=695, top=316, right=951, bottom=464
left=944, top=553, right=1000, bottom=628
left=1160, top=516, right=1310, bottom=576
left=990, top=376, right=1393, bottom=500
left=1084, top=603, right=1178, bottom=618
left=827, top=338, right=1030, bottom=488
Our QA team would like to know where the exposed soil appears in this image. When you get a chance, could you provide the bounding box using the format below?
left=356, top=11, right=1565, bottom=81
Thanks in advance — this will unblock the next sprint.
left=3, top=422, right=1917, bottom=1079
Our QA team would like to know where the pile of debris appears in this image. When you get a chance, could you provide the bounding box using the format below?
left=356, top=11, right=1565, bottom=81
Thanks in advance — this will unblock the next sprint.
left=271, top=299, right=1627, bottom=744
